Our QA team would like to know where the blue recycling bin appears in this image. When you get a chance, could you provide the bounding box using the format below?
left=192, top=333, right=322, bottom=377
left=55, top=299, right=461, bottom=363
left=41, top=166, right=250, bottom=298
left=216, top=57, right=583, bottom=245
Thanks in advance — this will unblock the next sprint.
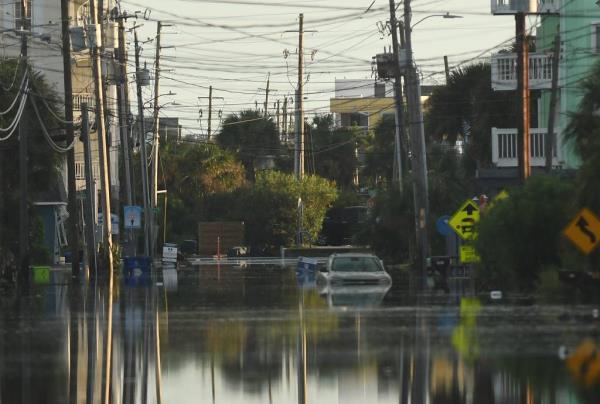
left=123, top=256, right=152, bottom=287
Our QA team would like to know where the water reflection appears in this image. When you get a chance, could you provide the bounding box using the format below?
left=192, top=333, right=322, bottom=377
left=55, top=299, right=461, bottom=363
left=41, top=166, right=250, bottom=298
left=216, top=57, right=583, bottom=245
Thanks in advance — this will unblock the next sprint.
left=0, top=265, right=599, bottom=403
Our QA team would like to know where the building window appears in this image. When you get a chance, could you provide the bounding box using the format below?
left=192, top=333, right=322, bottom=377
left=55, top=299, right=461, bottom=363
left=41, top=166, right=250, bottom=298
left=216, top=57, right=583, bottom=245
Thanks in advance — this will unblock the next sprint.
left=14, top=0, right=32, bottom=31
left=341, top=113, right=369, bottom=128
left=592, top=23, right=600, bottom=54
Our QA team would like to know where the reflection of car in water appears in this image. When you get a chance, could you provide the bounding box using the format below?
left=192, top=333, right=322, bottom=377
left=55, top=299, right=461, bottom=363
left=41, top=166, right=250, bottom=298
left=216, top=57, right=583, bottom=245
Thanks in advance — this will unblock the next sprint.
left=318, top=206, right=367, bottom=246
left=319, top=284, right=391, bottom=309
left=316, top=254, right=392, bottom=308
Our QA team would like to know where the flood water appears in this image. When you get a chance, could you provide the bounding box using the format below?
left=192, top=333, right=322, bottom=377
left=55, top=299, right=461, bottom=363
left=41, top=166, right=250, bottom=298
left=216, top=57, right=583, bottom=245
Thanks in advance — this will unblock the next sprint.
left=1, top=264, right=600, bottom=404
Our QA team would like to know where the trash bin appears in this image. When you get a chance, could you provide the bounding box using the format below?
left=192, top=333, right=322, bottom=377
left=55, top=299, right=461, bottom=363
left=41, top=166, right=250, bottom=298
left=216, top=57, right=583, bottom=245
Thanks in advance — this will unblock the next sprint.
left=429, top=256, right=451, bottom=292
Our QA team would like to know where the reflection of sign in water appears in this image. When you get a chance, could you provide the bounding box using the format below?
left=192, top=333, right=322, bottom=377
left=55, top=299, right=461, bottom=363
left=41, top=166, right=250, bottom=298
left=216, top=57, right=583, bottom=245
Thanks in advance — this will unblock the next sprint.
left=564, top=208, right=600, bottom=255
left=452, top=298, right=481, bottom=362
left=124, top=205, right=142, bottom=229
left=460, top=245, right=480, bottom=264
left=449, top=200, right=480, bottom=240
left=566, top=339, right=600, bottom=387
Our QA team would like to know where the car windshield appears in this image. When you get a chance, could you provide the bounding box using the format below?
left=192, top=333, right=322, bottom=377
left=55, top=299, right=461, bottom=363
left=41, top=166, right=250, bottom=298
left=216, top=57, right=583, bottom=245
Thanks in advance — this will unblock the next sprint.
left=331, top=256, right=382, bottom=272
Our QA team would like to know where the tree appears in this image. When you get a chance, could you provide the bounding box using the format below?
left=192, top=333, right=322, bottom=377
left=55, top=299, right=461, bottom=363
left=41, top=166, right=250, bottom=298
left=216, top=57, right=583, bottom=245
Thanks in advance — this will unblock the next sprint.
left=424, top=62, right=518, bottom=170
left=160, top=140, right=245, bottom=240
left=565, top=60, right=600, bottom=212
left=362, top=114, right=396, bottom=186
left=306, top=114, right=360, bottom=189
left=476, top=176, right=575, bottom=291
left=0, top=61, right=63, bottom=270
left=216, top=110, right=280, bottom=181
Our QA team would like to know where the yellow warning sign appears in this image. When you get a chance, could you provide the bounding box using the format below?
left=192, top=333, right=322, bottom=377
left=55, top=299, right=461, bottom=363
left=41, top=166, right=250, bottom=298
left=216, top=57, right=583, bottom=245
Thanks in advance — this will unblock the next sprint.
left=460, top=245, right=481, bottom=264
left=564, top=208, right=600, bottom=255
left=449, top=199, right=480, bottom=240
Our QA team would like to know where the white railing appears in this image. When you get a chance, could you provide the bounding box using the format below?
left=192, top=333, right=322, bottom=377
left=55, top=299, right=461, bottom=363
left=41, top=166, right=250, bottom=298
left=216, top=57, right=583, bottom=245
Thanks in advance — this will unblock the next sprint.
left=75, top=161, right=100, bottom=181
left=491, top=0, right=537, bottom=14
left=491, top=52, right=556, bottom=91
left=491, top=128, right=560, bottom=167
left=73, top=93, right=95, bottom=111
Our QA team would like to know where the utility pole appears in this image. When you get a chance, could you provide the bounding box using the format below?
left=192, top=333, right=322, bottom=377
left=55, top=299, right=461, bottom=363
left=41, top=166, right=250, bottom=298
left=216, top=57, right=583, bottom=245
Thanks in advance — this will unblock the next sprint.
left=61, top=0, right=80, bottom=277
left=295, top=13, right=305, bottom=180
left=264, top=73, right=271, bottom=119
left=208, top=85, right=213, bottom=140
left=134, top=30, right=151, bottom=257
left=89, top=0, right=113, bottom=272
left=387, top=0, right=406, bottom=193
left=81, top=104, right=97, bottom=273
left=117, top=17, right=133, bottom=206
left=444, top=55, right=450, bottom=83
left=276, top=99, right=280, bottom=137
left=283, top=97, right=288, bottom=141
left=403, top=0, right=430, bottom=287
left=151, top=21, right=163, bottom=258
left=546, top=33, right=560, bottom=173
left=18, top=0, right=29, bottom=281
left=516, top=12, right=531, bottom=181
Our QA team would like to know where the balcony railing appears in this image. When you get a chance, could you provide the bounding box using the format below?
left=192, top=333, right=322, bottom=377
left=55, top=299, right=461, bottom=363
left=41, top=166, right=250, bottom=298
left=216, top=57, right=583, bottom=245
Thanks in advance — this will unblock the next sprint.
left=491, top=128, right=560, bottom=167
left=75, top=161, right=100, bottom=181
left=73, top=93, right=95, bottom=111
left=491, top=52, right=556, bottom=91
left=491, top=0, right=559, bottom=15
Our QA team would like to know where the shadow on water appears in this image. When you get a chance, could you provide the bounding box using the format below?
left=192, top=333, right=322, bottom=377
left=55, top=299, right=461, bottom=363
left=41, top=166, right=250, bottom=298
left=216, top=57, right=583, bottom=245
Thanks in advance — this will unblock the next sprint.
left=0, top=263, right=599, bottom=403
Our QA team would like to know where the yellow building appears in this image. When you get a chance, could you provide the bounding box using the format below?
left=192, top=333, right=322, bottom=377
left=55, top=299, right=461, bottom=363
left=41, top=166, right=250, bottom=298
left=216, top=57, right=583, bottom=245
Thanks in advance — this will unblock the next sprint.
left=329, top=80, right=395, bottom=130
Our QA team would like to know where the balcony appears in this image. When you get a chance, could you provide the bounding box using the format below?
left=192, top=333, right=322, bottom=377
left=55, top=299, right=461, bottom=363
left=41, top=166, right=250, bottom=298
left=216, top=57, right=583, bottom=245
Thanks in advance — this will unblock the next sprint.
left=491, top=0, right=536, bottom=15
left=491, top=128, right=560, bottom=167
left=73, top=93, right=95, bottom=111
left=491, top=52, right=556, bottom=91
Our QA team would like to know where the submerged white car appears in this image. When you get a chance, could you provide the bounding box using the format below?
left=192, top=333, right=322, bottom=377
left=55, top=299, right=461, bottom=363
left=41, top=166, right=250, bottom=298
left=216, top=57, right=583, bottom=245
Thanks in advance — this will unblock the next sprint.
left=316, top=253, right=392, bottom=287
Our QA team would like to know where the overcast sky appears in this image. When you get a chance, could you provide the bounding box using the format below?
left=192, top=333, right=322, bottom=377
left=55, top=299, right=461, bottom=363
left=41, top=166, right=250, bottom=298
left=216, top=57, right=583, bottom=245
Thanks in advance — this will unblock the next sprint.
left=121, top=0, right=517, bottom=136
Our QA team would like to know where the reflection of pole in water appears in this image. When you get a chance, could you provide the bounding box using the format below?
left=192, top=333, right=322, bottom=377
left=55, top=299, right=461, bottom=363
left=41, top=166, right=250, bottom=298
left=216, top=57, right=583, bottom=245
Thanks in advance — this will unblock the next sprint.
left=102, top=267, right=114, bottom=404
left=297, top=293, right=307, bottom=404
left=141, top=290, right=150, bottom=404
left=87, top=284, right=99, bottom=404
left=211, top=353, right=216, bottom=404
left=155, top=310, right=163, bottom=404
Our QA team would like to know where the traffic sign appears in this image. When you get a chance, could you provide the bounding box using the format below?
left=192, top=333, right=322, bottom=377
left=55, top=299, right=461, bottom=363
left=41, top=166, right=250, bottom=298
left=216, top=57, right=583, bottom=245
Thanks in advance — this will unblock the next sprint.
left=564, top=208, right=600, bottom=255
left=460, top=245, right=481, bottom=264
left=436, top=215, right=453, bottom=236
left=449, top=199, right=480, bottom=240
left=124, top=206, right=142, bottom=230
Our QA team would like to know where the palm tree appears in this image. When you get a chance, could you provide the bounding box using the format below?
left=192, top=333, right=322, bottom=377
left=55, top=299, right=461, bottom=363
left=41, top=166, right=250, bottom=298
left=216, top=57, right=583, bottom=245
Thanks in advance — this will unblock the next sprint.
left=565, top=61, right=600, bottom=211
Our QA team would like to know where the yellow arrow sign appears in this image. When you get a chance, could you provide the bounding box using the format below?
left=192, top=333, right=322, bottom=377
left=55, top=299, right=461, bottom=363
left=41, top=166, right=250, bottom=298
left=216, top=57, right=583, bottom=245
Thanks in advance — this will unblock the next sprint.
left=449, top=199, right=480, bottom=240
left=564, top=208, right=600, bottom=255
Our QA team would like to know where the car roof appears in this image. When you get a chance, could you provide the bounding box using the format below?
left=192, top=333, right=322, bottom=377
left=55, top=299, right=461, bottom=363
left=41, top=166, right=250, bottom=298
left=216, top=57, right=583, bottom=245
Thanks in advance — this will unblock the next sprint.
left=330, top=253, right=379, bottom=258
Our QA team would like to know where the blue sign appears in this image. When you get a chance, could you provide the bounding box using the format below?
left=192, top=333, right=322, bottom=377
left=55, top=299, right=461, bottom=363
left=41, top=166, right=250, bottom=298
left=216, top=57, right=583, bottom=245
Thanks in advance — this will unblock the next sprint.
left=436, top=215, right=453, bottom=237
left=124, top=206, right=142, bottom=230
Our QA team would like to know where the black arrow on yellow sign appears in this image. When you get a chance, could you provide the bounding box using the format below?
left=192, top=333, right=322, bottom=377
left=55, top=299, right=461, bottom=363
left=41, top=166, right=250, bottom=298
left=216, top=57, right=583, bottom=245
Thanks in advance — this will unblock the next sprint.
left=577, top=217, right=597, bottom=244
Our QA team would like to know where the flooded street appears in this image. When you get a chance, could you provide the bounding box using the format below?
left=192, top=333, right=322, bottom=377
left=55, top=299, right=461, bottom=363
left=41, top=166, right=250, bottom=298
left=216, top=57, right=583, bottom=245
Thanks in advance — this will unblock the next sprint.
left=1, top=264, right=600, bottom=404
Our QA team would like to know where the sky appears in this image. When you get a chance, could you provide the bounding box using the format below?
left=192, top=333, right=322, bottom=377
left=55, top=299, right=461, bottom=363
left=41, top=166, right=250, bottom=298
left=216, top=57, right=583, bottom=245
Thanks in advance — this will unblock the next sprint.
left=120, top=0, right=517, bottom=137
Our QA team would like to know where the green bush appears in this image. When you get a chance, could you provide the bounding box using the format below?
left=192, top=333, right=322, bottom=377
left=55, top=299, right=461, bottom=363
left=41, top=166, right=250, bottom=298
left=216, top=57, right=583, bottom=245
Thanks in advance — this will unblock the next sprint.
left=476, top=176, right=575, bottom=291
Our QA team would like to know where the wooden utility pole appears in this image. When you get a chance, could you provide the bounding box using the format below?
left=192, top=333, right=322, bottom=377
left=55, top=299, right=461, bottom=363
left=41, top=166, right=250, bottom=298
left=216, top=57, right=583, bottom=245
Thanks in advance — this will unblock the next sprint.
left=61, top=0, right=80, bottom=276
left=516, top=13, right=531, bottom=181
left=264, top=72, right=271, bottom=118
left=151, top=21, right=163, bottom=257
left=403, top=0, right=430, bottom=287
left=18, top=0, right=30, bottom=281
left=276, top=99, right=280, bottom=136
left=81, top=104, right=97, bottom=273
left=444, top=55, right=451, bottom=83
left=295, top=13, right=305, bottom=180
left=387, top=0, right=406, bottom=192
left=283, top=97, right=288, bottom=140
left=89, top=0, right=113, bottom=272
left=134, top=30, right=151, bottom=257
left=208, top=85, right=213, bottom=140
left=117, top=17, right=133, bottom=206
left=546, top=33, right=560, bottom=172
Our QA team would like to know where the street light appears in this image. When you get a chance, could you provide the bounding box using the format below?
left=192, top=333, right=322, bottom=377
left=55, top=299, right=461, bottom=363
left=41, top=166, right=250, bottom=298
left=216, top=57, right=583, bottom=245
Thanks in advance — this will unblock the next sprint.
left=410, top=12, right=463, bottom=30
